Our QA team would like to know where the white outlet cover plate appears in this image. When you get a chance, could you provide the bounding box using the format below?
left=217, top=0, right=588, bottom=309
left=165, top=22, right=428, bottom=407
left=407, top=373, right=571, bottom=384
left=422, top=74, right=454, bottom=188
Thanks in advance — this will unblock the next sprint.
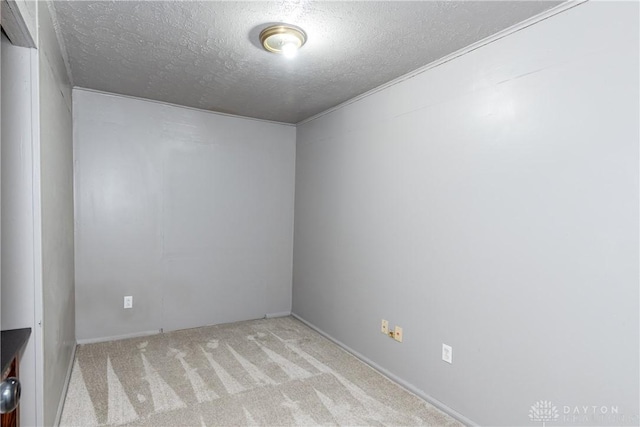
left=394, top=326, right=403, bottom=342
left=442, top=343, right=452, bottom=363
left=381, top=319, right=389, bottom=334
left=124, top=296, right=133, bottom=309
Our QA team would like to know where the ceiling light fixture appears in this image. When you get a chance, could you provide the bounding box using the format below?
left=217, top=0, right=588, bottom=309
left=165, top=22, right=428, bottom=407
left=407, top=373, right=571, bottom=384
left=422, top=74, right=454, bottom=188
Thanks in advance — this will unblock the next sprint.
left=260, top=24, right=307, bottom=58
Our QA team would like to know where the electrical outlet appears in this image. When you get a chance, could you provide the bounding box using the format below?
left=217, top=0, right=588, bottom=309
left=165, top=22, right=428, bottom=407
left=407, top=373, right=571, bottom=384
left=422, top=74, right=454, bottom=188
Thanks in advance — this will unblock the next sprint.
left=394, top=326, right=403, bottom=342
left=442, top=344, right=452, bottom=364
left=381, top=319, right=389, bottom=334
left=124, top=296, right=133, bottom=309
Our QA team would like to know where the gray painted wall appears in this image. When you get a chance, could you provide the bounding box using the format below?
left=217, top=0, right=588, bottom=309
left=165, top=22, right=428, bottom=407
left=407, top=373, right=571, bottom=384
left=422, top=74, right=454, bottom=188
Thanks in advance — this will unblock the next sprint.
left=293, top=2, right=639, bottom=426
left=73, top=89, right=296, bottom=341
left=1, top=32, right=38, bottom=427
left=38, top=3, right=76, bottom=425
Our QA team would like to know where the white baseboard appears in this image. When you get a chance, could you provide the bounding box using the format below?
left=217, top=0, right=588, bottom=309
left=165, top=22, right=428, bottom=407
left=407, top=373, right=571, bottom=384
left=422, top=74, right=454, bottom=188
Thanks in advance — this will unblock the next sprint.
left=76, top=329, right=160, bottom=345
left=291, top=313, right=477, bottom=427
left=54, top=341, right=77, bottom=427
left=265, top=311, right=291, bottom=318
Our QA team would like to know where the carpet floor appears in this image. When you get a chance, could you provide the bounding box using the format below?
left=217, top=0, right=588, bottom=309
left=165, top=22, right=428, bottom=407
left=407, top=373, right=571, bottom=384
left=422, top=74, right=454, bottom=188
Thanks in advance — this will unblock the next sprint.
left=60, top=316, right=461, bottom=426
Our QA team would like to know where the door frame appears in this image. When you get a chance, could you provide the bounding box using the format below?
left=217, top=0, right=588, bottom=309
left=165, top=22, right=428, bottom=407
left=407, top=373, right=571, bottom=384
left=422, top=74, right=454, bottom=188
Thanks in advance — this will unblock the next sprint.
left=1, top=1, right=43, bottom=425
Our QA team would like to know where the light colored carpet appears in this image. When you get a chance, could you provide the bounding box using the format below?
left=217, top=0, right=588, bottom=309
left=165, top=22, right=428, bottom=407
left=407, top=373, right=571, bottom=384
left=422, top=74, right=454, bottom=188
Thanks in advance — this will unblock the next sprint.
left=60, top=316, right=461, bottom=426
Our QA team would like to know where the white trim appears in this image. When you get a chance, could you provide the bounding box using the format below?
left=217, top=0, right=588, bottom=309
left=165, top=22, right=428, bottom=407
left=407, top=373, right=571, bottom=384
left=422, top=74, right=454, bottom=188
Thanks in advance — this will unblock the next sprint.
left=76, top=329, right=161, bottom=345
left=265, top=311, right=291, bottom=319
left=30, top=42, right=45, bottom=427
left=73, top=87, right=297, bottom=127
left=291, top=312, right=478, bottom=427
left=1, top=0, right=36, bottom=48
left=53, top=342, right=76, bottom=427
left=296, top=0, right=588, bottom=126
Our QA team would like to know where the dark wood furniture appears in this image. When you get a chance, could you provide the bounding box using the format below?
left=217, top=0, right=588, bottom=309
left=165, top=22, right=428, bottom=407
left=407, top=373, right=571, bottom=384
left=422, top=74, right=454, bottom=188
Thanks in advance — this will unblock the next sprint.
left=1, top=328, right=31, bottom=427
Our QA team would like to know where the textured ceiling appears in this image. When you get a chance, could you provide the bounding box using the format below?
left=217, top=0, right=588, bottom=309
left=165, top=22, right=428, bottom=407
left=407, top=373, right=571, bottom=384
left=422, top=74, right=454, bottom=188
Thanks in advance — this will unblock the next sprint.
left=52, top=1, right=561, bottom=124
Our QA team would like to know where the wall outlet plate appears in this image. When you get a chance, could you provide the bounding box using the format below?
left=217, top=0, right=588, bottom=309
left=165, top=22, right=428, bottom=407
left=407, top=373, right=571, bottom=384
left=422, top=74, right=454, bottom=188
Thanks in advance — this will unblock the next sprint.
left=394, top=326, right=403, bottom=342
left=381, top=319, right=389, bottom=334
left=124, top=295, right=133, bottom=309
left=442, top=343, right=452, bottom=363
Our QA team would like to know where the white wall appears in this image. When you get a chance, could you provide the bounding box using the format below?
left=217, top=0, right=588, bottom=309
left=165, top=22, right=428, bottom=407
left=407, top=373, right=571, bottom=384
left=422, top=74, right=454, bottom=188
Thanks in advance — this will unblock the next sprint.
left=38, top=2, right=76, bottom=425
left=293, top=2, right=639, bottom=426
left=1, top=32, right=38, bottom=427
left=74, top=89, right=296, bottom=341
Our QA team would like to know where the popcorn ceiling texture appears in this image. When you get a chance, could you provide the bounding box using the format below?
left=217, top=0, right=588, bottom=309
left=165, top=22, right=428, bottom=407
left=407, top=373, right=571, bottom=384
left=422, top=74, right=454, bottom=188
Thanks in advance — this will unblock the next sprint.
left=52, top=1, right=558, bottom=123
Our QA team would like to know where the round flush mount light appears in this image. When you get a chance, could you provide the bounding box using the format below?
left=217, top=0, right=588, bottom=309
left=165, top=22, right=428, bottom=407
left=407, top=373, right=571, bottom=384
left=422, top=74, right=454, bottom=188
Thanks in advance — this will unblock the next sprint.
left=260, top=24, right=307, bottom=58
